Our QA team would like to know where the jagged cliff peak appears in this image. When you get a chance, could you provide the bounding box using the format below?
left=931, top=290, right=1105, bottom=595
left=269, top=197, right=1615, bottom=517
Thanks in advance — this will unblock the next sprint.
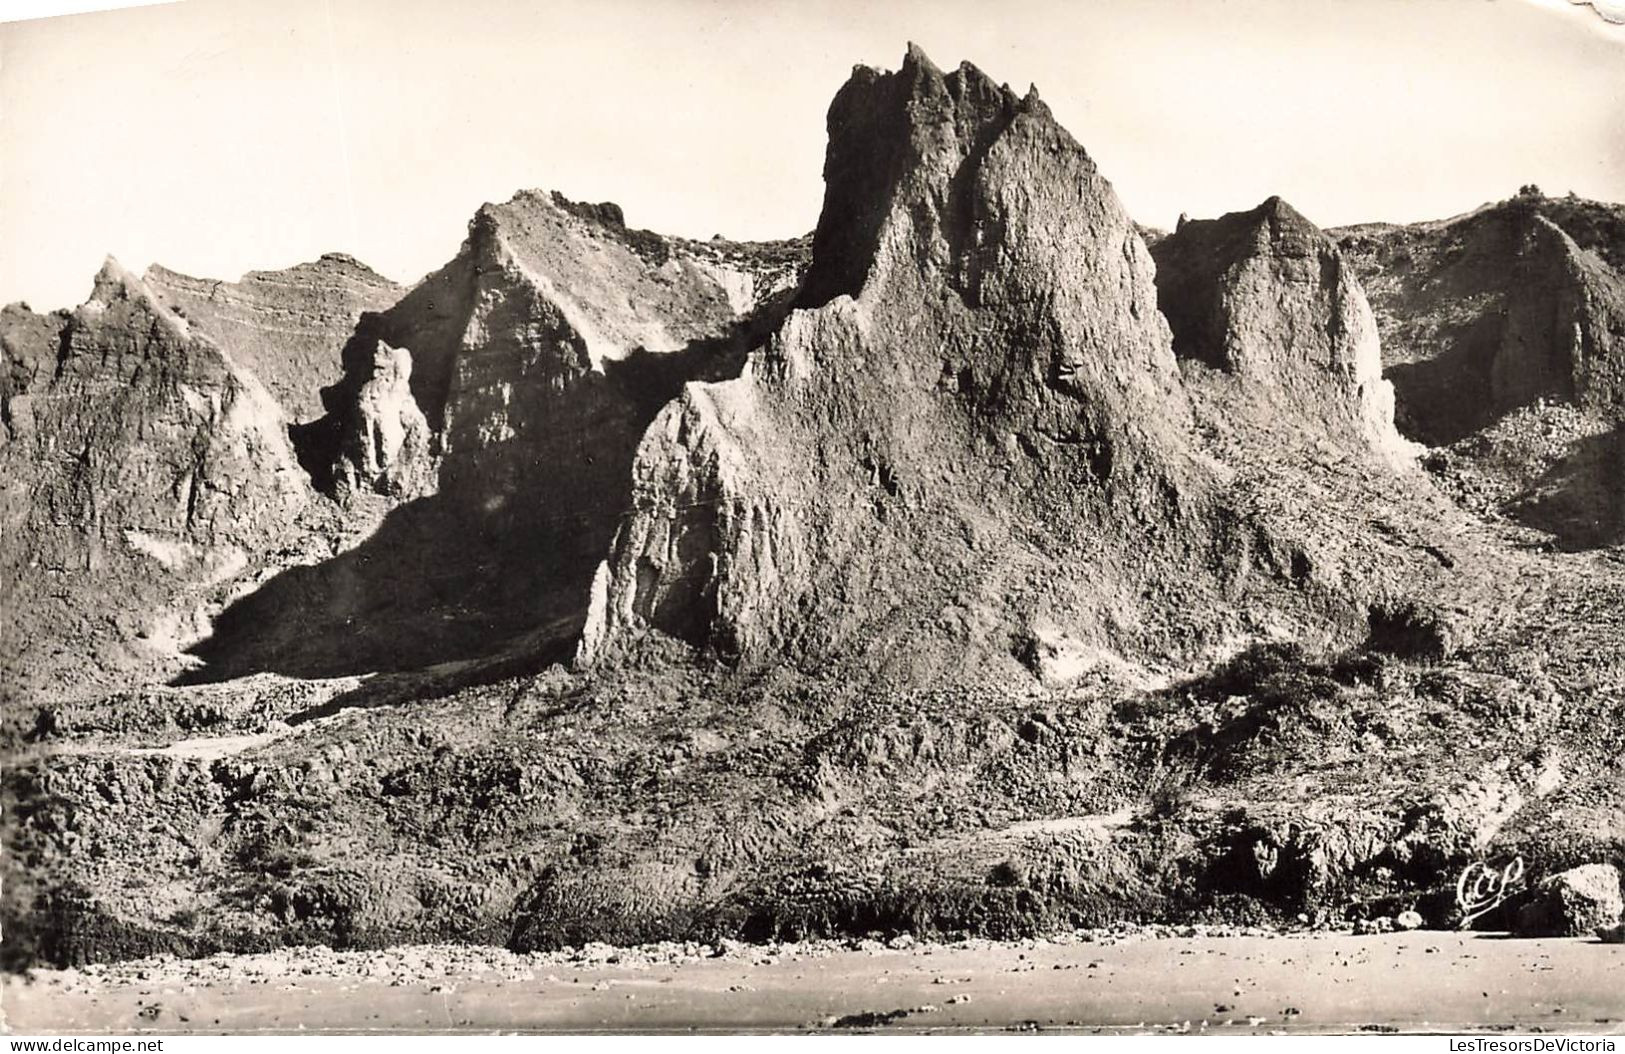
left=801, top=45, right=1062, bottom=308
left=583, top=48, right=1261, bottom=678
left=1153, top=197, right=1335, bottom=298
left=801, top=46, right=1192, bottom=460
left=80, top=256, right=191, bottom=338
left=87, top=255, right=144, bottom=299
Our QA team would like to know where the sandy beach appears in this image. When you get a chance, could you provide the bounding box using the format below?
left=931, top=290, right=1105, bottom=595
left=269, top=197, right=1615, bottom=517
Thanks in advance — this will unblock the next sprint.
left=5, top=931, right=1622, bottom=1035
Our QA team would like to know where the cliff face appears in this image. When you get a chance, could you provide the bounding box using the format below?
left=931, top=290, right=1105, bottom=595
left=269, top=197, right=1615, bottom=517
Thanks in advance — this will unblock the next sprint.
left=163, top=191, right=814, bottom=685
left=1152, top=197, right=1404, bottom=458
left=343, top=192, right=806, bottom=444
left=145, top=254, right=401, bottom=422
left=1335, top=197, right=1625, bottom=445
left=0, top=262, right=309, bottom=699
left=583, top=48, right=1311, bottom=682
left=13, top=46, right=1625, bottom=971
left=327, top=191, right=810, bottom=639
left=418, top=192, right=798, bottom=506
left=1335, top=197, right=1625, bottom=546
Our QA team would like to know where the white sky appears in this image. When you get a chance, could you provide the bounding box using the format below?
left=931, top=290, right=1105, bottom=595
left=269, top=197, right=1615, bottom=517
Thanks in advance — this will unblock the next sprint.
left=2, top=0, right=1622, bottom=310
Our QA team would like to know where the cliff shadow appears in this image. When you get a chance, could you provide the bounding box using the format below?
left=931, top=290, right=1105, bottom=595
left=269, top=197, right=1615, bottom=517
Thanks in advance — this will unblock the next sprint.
left=1507, top=425, right=1625, bottom=552
left=174, top=495, right=585, bottom=684
left=1383, top=313, right=1501, bottom=447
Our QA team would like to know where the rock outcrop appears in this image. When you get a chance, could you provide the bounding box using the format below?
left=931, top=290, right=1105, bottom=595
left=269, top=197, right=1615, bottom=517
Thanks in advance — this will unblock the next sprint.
left=583, top=47, right=1299, bottom=680
left=1152, top=197, right=1405, bottom=458
left=145, top=254, right=401, bottom=422
left=327, top=339, right=434, bottom=498
left=0, top=260, right=308, bottom=698
left=1493, top=216, right=1625, bottom=416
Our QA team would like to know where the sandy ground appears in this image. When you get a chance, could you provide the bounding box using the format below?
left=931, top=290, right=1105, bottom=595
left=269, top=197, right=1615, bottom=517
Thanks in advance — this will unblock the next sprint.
left=4, top=931, right=1623, bottom=1035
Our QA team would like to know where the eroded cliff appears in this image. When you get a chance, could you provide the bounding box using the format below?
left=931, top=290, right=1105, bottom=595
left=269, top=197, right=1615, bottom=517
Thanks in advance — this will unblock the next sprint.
left=1336, top=196, right=1625, bottom=547
left=1152, top=197, right=1406, bottom=459
left=145, top=254, right=401, bottom=422
left=0, top=262, right=309, bottom=699
left=582, top=48, right=1428, bottom=684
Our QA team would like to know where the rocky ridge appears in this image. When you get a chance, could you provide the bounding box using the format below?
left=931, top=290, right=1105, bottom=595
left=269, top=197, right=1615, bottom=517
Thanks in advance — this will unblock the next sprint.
left=2, top=48, right=1623, bottom=969
left=145, top=255, right=401, bottom=422
left=1335, top=194, right=1625, bottom=547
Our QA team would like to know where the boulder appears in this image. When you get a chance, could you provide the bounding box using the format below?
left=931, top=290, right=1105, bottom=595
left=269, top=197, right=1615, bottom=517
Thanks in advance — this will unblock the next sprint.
left=1511, top=863, right=1623, bottom=937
